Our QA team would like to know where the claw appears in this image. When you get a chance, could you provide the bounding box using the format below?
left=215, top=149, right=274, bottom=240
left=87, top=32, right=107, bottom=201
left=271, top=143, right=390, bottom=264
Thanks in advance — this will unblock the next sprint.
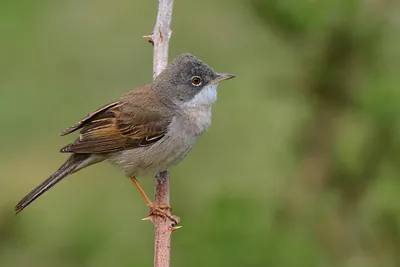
left=130, top=176, right=179, bottom=227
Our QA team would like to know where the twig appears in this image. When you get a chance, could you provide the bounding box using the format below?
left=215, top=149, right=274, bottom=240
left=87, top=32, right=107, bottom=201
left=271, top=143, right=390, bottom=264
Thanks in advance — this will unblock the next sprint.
left=150, top=0, right=173, bottom=79
left=144, top=1, right=177, bottom=267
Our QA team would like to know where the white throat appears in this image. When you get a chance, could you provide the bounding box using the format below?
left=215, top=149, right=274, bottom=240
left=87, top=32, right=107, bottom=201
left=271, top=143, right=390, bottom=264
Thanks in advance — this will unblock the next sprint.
left=183, top=83, right=218, bottom=109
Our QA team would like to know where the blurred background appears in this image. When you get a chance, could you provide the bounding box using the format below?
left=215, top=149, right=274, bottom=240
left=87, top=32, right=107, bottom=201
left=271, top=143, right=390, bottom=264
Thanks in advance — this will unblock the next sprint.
left=1, top=0, right=399, bottom=266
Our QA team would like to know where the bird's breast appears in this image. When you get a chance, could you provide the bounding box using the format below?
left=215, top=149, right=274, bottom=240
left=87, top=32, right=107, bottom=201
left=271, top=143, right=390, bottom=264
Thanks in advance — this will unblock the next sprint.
left=162, top=108, right=212, bottom=165
left=177, top=107, right=212, bottom=138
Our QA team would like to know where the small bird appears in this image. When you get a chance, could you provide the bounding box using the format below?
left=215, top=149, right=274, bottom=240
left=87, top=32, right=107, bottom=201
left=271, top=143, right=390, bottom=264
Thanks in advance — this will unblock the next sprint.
left=15, top=54, right=235, bottom=217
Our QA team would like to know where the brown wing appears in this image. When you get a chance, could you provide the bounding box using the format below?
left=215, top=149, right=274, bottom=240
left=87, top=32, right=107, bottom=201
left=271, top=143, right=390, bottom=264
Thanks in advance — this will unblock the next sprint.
left=60, top=101, right=120, bottom=136
left=60, top=87, right=172, bottom=154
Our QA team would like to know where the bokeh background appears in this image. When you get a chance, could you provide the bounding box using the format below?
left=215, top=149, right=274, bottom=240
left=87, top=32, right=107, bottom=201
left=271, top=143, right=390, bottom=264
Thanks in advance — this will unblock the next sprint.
left=1, top=0, right=400, bottom=266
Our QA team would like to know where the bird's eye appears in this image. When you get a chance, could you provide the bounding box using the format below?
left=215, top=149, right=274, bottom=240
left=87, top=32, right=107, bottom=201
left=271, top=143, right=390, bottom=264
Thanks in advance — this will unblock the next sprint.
left=191, top=76, right=202, bottom=86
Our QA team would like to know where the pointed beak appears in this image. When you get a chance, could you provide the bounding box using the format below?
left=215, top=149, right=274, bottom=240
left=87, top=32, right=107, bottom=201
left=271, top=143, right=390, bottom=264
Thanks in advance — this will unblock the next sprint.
left=211, top=73, right=236, bottom=84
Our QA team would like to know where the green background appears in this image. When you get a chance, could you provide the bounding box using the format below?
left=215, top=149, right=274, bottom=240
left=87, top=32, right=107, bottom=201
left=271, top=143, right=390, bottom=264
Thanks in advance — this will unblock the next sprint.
left=1, top=0, right=399, bottom=266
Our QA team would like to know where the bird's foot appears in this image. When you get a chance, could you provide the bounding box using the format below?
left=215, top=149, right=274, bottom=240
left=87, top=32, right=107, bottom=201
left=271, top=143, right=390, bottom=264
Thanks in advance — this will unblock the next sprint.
left=146, top=203, right=180, bottom=226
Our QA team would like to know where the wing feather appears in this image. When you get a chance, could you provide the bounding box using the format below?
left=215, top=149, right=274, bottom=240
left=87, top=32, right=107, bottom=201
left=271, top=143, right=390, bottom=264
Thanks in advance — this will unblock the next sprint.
left=60, top=101, right=120, bottom=136
left=60, top=87, right=172, bottom=154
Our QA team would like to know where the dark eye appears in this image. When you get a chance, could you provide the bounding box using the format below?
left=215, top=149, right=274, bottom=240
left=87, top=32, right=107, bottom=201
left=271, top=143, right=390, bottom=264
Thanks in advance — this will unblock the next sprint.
left=191, top=76, right=202, bottom=86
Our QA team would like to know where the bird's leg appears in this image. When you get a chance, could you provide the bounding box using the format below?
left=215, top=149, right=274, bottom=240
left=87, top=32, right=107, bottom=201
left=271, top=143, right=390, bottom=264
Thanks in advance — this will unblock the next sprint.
left=130, top=177, right=178, bottom=224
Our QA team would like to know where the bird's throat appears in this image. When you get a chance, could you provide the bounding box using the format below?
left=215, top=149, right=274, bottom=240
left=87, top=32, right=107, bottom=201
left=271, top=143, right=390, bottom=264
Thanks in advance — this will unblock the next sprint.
left=183, top=84, right=218, bottom=109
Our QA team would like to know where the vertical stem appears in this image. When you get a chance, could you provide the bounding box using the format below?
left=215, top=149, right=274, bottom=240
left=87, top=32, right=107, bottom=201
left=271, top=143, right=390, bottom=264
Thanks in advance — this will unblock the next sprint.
left=154, top=171, right=172, bottom=267
left=150, top=1, right=175, bottom=267
left=152, top=0, right=174, bottom=79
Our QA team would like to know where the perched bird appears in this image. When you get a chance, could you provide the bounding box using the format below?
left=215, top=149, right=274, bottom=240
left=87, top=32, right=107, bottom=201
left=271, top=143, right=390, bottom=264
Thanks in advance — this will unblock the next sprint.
left=15, top=54, right=235, bottom=217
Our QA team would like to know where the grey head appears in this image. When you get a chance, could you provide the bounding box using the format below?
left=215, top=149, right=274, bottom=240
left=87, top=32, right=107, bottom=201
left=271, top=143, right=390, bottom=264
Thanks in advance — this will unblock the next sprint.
left=153, top=54, right=235, bottom=107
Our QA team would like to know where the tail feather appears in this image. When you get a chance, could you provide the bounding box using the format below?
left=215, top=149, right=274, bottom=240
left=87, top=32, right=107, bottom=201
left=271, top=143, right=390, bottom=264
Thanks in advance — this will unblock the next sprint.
left=15, top=154, right=95, bottom=214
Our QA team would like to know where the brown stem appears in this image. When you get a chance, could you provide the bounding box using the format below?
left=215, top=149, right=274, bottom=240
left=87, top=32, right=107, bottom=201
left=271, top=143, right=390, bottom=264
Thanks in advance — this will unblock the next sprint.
left=146, top=1, right=177, bottom=267
left=153, top=171, right=179, bottom=267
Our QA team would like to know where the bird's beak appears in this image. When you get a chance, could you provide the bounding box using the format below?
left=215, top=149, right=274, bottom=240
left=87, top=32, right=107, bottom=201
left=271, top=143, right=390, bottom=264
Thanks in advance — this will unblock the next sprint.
left=212, top=73, right=236, bottom=84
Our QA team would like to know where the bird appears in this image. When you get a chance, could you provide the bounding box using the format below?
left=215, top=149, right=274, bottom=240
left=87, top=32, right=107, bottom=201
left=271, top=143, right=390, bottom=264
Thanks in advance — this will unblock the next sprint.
left=15, top=53, right=235, bottom=218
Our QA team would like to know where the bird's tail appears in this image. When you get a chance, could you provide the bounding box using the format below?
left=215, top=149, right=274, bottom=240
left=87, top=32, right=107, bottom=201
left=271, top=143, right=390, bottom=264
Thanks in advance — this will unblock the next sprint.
left=15, top=153, right=100, bottom=214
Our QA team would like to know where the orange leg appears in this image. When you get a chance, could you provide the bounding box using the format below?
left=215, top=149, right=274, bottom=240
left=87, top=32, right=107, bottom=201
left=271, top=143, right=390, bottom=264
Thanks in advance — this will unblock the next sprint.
left=130, top=177, right=177, bottom=224
left=130, top=177, right=155, bottom=206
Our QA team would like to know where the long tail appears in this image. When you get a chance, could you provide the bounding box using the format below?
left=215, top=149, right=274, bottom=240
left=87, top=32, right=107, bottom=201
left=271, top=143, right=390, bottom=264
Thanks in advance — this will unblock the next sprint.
left=15, top=153, right=100, bottom=214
